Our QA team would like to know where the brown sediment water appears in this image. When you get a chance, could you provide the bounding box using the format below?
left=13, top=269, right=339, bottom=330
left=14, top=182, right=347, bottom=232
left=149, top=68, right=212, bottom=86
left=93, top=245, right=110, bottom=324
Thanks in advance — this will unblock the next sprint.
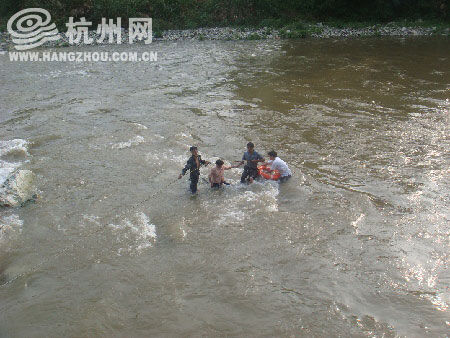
left=0, top=37, right=448, bottom=336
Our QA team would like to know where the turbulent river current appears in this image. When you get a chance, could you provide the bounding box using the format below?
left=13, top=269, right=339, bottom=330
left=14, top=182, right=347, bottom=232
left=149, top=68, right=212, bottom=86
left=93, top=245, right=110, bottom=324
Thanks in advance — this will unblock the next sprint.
left=0, top=37, right=449, bottom=336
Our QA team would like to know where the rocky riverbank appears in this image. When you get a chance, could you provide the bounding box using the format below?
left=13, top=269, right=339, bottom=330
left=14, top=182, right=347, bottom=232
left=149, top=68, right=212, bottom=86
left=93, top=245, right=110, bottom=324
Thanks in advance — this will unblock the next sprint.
left=0, top=23, right=448, bottom=51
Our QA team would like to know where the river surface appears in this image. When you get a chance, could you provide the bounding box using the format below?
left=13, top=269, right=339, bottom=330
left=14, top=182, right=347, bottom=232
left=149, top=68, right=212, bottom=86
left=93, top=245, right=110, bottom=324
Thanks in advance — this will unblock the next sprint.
left=0, top=37, right=449, bottom=337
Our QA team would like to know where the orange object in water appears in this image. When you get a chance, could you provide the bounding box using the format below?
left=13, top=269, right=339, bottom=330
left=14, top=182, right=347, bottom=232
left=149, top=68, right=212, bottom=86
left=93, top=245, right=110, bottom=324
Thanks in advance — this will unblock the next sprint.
left=258, top=164, right=281, bottom=180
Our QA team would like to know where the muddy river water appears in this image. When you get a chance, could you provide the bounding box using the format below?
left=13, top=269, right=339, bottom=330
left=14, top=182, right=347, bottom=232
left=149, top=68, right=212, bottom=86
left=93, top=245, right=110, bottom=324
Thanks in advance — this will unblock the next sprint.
left=0, top=37, right=449, bottom=336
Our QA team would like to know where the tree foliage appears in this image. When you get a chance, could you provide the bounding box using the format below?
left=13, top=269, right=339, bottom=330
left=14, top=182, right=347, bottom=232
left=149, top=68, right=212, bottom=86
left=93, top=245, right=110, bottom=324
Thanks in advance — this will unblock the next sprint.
left=1, top=0, right=447, bottom=30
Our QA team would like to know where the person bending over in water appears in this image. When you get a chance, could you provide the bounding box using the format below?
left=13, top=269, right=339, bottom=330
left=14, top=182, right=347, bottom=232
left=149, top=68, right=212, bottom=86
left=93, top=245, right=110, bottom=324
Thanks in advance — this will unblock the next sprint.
left=208, top=159, right=237, bottom=188
left=235, top=142, right=265, bottom=184
left=265, top=150, right=292, bottom=183
left=178, top=146, right=210, bottom=193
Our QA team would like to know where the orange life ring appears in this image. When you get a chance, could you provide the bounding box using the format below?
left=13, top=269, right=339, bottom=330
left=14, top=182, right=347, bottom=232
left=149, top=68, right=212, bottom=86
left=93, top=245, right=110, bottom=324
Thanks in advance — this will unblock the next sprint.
left=258, top=164, right=281, bottom=180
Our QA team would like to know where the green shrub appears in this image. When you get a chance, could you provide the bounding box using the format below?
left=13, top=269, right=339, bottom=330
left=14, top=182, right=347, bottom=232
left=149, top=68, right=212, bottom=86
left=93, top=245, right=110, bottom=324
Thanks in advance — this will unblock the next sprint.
left=280, top=29, right=308, bottom=39
left=246, top=32, right=261, bottom=40
left=0, top=0, right=447, bottom=32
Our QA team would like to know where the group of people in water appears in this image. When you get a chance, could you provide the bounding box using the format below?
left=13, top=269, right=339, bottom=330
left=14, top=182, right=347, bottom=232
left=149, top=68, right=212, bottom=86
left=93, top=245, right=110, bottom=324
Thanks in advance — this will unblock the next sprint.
left=178, top=142, right=292, bottom=194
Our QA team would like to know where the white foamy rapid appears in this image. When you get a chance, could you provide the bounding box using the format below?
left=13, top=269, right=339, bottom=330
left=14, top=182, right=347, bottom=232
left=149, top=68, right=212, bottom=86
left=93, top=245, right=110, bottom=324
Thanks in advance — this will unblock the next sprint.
left=0, top=139, right=29, bottom=185
left=107, top=212, right=157, bottom=254
left=0, top=139, right=36, bottom=207
left=111, top=135, right=145, bottom=149
left=80, top=212, right=157, bottom=255
left=203, top=181, right=280, bottom=225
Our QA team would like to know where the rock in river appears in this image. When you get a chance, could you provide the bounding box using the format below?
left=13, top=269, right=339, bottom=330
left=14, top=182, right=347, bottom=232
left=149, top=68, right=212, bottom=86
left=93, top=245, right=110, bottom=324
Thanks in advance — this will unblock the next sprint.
left=0, top=170, right=36, bottom=207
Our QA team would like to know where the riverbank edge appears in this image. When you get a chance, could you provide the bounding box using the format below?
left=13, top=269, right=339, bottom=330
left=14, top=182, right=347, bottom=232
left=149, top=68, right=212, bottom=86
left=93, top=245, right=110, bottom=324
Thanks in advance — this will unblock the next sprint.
left=0, top=21, right=449, bottom=51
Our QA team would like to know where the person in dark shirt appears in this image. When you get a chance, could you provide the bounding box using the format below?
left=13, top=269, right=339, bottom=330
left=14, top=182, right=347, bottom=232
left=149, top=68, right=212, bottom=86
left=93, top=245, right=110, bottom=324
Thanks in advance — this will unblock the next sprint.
left=178, top=146, right=210, bottom=193
left=236, top=142, right=264, bottom=184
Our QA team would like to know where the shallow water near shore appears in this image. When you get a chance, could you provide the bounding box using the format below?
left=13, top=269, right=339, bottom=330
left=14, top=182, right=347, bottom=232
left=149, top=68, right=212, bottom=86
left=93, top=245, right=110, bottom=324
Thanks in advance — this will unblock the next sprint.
left=0, top=37, right=449, bottom=336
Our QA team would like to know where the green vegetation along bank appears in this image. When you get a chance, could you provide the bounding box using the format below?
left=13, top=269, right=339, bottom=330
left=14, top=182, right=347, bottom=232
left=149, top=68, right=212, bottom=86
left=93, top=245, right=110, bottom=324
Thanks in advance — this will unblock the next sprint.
left=1, top=0, right=448, bottom=33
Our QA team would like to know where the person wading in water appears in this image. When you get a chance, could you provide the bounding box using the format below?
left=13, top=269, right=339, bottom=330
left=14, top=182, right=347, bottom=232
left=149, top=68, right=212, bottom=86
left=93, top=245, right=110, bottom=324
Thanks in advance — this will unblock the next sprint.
left=178, top=146, right=210, bottom=194
left=235, top=142, right=265, bottom=184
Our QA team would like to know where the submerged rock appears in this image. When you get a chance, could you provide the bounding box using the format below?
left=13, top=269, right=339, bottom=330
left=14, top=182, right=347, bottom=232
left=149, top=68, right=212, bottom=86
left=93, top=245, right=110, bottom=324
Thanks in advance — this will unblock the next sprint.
left=0, top=170, right=36, bottom=207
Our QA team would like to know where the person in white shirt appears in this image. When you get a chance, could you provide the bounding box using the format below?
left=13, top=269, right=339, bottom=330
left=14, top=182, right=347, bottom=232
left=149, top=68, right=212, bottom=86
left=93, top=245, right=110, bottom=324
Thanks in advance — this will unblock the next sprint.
left=266, top=150, right=292, bottom=182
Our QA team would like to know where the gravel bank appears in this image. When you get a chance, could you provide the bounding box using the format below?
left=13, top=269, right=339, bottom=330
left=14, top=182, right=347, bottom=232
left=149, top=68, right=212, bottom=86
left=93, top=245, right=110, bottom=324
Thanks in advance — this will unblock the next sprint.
left=0, top=23, right=448, bottom=51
